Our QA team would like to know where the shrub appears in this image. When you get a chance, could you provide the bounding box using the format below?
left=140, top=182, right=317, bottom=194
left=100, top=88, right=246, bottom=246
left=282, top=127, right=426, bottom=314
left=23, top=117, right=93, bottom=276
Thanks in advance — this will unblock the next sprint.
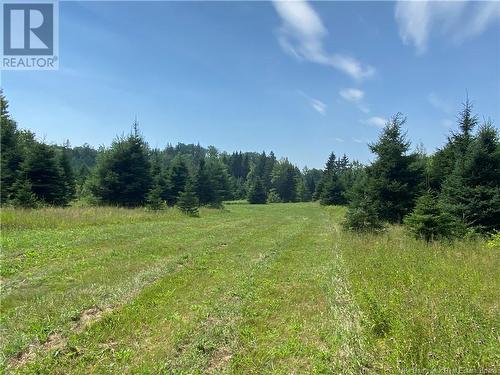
left=267, top=189, right=282, bottom=203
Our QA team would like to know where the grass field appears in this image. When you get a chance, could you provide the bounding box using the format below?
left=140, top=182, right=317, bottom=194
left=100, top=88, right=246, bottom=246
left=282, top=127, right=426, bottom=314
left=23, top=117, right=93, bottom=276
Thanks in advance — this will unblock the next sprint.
left=1, top=203, right=498, bottom=374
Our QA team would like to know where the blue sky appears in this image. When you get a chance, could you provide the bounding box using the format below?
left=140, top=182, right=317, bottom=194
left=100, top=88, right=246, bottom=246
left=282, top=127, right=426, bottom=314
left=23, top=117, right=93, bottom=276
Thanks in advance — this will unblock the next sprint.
left=2, top=1, right=499, bottom=168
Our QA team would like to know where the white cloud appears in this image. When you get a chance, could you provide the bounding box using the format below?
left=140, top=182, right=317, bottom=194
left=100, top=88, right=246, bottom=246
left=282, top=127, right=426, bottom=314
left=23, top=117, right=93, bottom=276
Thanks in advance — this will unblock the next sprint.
left=335, top=137, right=345, bottom=142
left=310, top=98, right=326, bottom=115
left=395, top=1, right=500, bottom=54
left=273, top=0, right=375, bottom=80
left=362, top=116, right=387, bottom=128
left=297, top=90, right=327, bottom=115
left=339, top=88, right=364, bottom=102
left=427, top=92, right=453, bottom=114
left=352, top=138, right=369, bottom=144
left=339, top=88, right=370, bottom=113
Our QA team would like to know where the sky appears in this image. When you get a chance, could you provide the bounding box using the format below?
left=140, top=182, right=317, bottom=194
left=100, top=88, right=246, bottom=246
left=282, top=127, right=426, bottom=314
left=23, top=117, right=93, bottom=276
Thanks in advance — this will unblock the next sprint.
left=2, top=0, right=500, bottom=169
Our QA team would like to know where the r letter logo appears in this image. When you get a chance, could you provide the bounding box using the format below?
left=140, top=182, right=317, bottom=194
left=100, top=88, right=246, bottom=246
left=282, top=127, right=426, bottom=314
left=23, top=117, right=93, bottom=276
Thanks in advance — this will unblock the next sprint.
left=1, top=1, right=59, bottom=70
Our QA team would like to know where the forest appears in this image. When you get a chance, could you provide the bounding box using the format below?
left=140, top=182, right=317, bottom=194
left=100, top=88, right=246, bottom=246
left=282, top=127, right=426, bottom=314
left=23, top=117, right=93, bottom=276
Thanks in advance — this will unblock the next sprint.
left=1, top=91, right=498, bottom=240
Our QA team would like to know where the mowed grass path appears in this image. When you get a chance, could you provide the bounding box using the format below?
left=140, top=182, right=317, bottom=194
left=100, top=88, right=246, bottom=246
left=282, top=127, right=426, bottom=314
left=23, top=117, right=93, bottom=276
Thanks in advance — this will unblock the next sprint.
left=1, top=203, right=498, bottom=374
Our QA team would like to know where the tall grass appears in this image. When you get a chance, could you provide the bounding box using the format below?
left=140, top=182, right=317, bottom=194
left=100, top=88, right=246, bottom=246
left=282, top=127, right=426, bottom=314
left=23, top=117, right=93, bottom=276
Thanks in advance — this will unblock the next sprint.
left=0, top=206, right=206, bottom=230
left=338, top=225, right=499, bottom=372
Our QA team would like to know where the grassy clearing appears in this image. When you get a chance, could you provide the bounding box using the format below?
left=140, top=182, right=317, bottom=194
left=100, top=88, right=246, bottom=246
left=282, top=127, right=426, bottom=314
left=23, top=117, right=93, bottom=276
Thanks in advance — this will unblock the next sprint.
left=0, top=203, right=498, bottom=373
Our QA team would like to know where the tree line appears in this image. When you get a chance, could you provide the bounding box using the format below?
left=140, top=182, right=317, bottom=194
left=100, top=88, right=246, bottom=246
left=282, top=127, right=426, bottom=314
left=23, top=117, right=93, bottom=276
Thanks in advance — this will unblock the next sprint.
left=1, top=91, right=498, bottom=238
left=0, top=92, right=324, bottom=214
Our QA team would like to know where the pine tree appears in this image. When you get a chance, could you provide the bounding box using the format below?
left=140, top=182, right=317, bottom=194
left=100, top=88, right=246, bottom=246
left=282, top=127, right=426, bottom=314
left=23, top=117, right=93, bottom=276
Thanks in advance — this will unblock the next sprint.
left=441, top=122, right=500, bottom=232
left=429, top=98, right=479, bottom=191
left=177, top=178, right=199, bottom=216
left=343, top=178, right=383, bottom=232
left=320, top=174, right=345, bottom=205
left=21, top=142, right=66, bottom=205
left=404, top=191, right=458, bottom=242
left=1, top=92, right=23, bottom=204
left=205, top=158, right=231, bottom=207
left=247, top=178, right=267, bottom=204
left=314, top=153, right=336, bottom=200
left=365, top=113, right=424, bottom=223
left=89, top=124, right=152, bottom=206
left=195, top=159, right=215, bottom=205
left=271, top=159, right=299, bottom=202
left=296, top=177, right=312, bottom=202
left=59, top=142, right=76, bottom=204
left=166, top=156, right=189, bottom=205
left=11, top=178, right=38, bottom=208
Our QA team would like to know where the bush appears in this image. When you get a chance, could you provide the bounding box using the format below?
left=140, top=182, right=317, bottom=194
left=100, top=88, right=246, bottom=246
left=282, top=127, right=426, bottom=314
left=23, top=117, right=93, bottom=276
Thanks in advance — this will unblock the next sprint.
left=267, top=189, right=282, bottom=203
left=486, top=232, right=500, bottom=250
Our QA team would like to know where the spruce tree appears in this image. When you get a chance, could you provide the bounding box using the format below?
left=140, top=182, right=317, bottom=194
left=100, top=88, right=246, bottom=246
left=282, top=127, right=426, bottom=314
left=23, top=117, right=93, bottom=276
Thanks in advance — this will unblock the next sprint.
left=247, top=178, right=267, bottom=204
left=271, top=159, right=299, bottom=202
left=429, top=98, right=478, bottom=191
left=205, top=158, right=231, bottom=207
left=89, top=124, right=152, bottom=206
left=177, top=178, right=199, bottom=216
left=296, top=177, right=312, bottom=202
left=166, top=156, right=189, bottom=205
left=195, top=159, right=214, bottom=205
left=343, top=178, right=383, bottom=232
left=59, top=142, right=76, bottom=204
left=11, top=178, right=38, bottom=208
left=404, top=191, right=457, bottom=242
left=314, top=152, right=336, bottom=200
left=365, top=113, right=424, bottom=223
left=441, top=122, right=500, bottom=232
left=21, top=142, right=66, bottom=205
left=1, top=92, right=23, bottom=204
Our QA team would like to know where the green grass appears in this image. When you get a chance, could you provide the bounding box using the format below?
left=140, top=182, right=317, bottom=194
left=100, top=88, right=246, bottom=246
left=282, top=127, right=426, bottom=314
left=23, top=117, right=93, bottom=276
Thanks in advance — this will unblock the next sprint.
left=0, top=203, right=498, bottom=374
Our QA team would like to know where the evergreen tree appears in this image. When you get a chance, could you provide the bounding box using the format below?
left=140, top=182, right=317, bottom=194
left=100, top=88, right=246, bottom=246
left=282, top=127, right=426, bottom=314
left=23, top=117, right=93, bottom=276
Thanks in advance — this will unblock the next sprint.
left=296, top=177, right=312, bottom=202
left=166, top=156, right=189, bottom=205
left=247, top=178, right=267, bottom=204
left=317, top=153, right=354, bottom=205
left=303, top=167, right=322, bottom=200
left=21, top=142, right=66, bottom=205
left=11, top=178, right=38, bottom=208
left=314, top=152, right=336, bottom=200
left=146, top=183, right=165, bottom=210
left=343, top=177, right=383, bottom=232
left=271, top=159, right=299, bottom=202
left=429, top=98, right=479, bottom=190
left=59, top=142, right=76, bottom=204
left=1, top=92, right=23, bottom=204
left=177, top=178, right=199, bottom=216
left=366, top=113, right=424, bottom=223
left=89, top=124, right=152, bottom=206
left=263, top=151, right=276, bottom=191
left=320, top=174, right=345, bottom=205
left=206, top=158, right=232, bottom=206
left=195, top=159, right=215, bottom=205
left=441, top=122, right=500, bottom=232
left=404, top=191, right=458, bottom=242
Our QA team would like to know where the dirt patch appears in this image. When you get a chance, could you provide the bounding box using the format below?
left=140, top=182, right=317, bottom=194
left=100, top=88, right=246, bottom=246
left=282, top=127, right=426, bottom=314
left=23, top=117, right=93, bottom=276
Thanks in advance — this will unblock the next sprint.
left=8, top=305, right=113, bottom=369
left=76, top=306, right=112, bottom=332
left=207, top=347, right=232, bottom=373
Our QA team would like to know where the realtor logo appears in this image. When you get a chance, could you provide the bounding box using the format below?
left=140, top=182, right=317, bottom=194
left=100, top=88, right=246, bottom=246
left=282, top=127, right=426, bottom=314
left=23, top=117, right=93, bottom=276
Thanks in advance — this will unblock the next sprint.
left=1, top=1, right=58, bottom=70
